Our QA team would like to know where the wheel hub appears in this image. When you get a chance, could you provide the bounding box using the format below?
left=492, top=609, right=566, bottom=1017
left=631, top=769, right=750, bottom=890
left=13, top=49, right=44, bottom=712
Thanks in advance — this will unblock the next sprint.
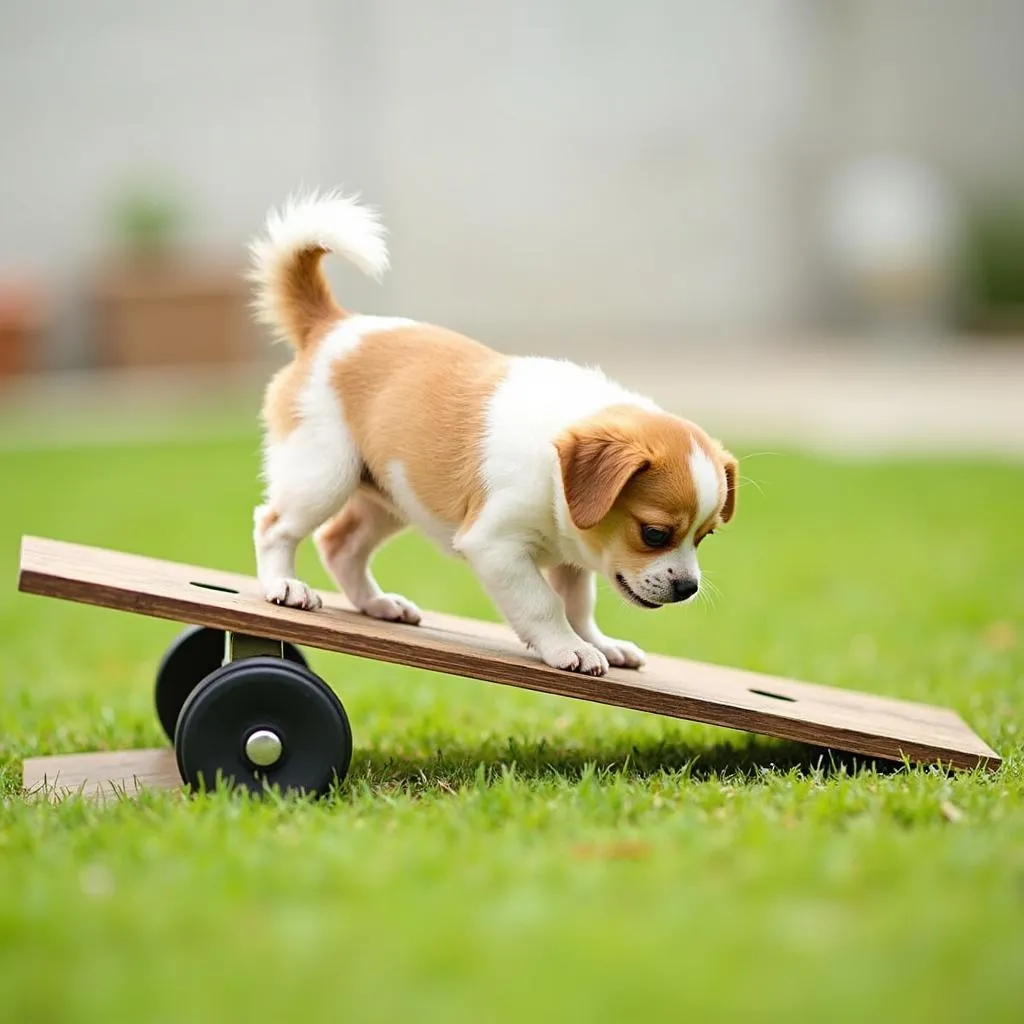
left=244, top=728, right=283, bottom=767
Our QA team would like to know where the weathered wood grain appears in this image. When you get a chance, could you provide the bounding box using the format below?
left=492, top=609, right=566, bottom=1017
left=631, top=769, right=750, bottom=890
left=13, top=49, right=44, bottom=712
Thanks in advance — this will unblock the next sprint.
left=23, top=748, right=180, bottom=801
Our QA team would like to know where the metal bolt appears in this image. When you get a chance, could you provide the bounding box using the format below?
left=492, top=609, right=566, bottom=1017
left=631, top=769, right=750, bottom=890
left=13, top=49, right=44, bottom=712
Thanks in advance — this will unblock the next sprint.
left=245, top=729, right=283, bottom=767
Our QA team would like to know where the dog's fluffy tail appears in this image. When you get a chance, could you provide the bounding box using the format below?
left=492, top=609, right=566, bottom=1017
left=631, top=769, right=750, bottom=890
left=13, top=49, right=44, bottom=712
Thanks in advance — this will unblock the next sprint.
left=248, top=191, right=389, bottom=349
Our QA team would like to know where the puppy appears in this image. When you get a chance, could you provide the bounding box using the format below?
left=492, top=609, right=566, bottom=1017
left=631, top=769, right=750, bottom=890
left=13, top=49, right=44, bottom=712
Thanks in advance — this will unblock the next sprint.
left=249, top=192, right=737, bottom=676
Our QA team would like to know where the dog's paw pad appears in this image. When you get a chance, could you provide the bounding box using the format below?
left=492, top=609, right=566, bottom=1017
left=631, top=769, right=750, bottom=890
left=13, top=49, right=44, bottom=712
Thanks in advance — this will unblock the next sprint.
left=541, top=641, right=609, bottom=676
left=264, top=577, right=322, bottom=611
left=595, top=637, right=646, bottom=670
left=361, top=593, right=422, bottom=625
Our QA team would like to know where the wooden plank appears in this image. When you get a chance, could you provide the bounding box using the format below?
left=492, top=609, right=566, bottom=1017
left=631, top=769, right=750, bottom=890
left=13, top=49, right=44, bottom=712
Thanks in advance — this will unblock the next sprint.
left=23, top=748, right=179, bottom=802
left=18, top=536, right=1001, bottom=771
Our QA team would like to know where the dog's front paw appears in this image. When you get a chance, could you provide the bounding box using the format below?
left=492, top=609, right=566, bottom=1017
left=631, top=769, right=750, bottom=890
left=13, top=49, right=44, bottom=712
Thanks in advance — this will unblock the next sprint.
left=539, top=639, right=609, bottom=676
left=360, top=593, right=422, bottom=625
left=263, top=577, right=323, bottom=611
left=593, top=636, right=646, bottom=670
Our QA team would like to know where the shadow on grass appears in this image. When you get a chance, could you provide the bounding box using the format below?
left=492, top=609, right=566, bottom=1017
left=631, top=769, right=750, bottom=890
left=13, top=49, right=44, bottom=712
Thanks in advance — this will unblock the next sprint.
left=349, top=734, right=906, bottom=793
left=0, top=737, right=910, bottom=806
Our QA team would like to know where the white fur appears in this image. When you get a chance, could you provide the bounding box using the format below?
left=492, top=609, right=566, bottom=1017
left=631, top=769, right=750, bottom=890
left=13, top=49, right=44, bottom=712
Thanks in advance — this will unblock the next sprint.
left=255, top=315, right=413, bottom=609
left=250, top=193, right=728, bottom=676
left=470, top=357, right=658, bottom=570
left=452, top=358, right=661, bottom=674
left=690, top=444, right=722, bottom=533
left=262, top=315, right=414, bottom=503
left=249, top=190, right=389, bottom=344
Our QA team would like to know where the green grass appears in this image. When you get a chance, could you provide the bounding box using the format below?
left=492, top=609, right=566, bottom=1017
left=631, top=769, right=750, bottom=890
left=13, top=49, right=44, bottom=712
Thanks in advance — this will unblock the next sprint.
left=1, top=434, right=1022, bottom=1023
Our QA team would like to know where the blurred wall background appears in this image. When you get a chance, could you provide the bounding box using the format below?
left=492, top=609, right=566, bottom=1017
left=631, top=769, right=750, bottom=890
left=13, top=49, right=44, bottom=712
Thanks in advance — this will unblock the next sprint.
left=1, top=0, right=1023, bottom=373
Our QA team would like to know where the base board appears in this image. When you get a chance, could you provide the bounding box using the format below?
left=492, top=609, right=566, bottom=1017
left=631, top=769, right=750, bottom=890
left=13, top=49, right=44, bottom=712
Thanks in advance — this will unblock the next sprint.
left=23, top=748, right=179, bottom=802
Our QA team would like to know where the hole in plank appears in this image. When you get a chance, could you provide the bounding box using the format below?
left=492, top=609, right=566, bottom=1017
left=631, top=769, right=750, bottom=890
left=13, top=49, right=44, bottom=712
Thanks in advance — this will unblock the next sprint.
left=191, top=581, right=239, bottom=595
left=749, top=688, right=797, bottom=703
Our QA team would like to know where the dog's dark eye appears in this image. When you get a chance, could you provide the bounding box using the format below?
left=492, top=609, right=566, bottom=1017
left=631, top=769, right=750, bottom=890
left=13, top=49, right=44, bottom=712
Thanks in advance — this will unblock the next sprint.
left=641, top=525, right=672, bottom=548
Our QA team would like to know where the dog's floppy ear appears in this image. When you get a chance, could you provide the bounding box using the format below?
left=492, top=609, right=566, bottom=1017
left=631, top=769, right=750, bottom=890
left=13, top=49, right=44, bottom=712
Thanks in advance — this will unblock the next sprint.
left=719, top=450, right=738, bottom=524
left=556, top=428, right=650, bottom=531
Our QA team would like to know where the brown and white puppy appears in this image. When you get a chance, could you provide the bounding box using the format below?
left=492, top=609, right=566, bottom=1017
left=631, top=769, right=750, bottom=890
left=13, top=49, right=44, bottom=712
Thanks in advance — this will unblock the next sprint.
left=250, top=192, right=737, bottom=676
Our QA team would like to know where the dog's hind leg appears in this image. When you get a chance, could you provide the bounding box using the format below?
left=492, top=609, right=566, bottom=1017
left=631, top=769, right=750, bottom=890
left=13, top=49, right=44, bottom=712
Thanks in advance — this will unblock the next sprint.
left=314, top=490, right=421, bottom=624
left=254, top=425, right=361, bottom=611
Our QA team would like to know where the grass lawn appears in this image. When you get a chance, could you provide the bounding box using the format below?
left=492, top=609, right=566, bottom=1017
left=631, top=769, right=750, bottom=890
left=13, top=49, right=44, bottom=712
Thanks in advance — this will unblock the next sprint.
left=1, top=432, right=1022, bottom=1023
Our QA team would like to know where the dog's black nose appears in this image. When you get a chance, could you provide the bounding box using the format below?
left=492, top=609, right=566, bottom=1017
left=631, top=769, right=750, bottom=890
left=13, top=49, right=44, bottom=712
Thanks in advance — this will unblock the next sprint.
left=673, top=578, right=699, bottom=602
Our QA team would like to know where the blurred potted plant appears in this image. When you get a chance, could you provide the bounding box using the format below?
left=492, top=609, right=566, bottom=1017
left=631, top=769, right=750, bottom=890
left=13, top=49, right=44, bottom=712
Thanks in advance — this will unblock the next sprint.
left=0, top=279, right=46, bottom=378
left=91, top=178, right=252, bottom=368
left=113, top=185, right=184, bottom=260
left=962, top=197, right=1024, bottom=335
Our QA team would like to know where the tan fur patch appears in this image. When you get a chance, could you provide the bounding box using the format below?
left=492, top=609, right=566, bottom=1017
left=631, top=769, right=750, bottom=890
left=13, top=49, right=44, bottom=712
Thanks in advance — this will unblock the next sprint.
left=560, top=405, right=729, bottom=574
left=331, top=324, right=508, bottom=529
left=556, top=424, right=651, bottom=531
left=275, top=247, right=345, bottom=349
left=255, top=507, right=280, bottom=533
left=313, top=497, right=356, bottom=559
left=313, top=486, right=384, bottom=560
left=263, top=358, right=309, bottom=440
left=315, top=482, right=402, bottom=562
left=720, top=452, right=739, bottom=523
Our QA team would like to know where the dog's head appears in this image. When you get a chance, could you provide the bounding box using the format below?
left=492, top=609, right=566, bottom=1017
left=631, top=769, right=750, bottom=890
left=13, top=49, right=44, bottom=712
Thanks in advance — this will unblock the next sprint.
left=555, top=405, right=737, bottom=608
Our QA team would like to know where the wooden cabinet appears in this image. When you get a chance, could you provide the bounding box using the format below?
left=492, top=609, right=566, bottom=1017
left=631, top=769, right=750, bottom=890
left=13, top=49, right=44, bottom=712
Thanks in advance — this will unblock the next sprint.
left=91, top=259, right=254, bottom=368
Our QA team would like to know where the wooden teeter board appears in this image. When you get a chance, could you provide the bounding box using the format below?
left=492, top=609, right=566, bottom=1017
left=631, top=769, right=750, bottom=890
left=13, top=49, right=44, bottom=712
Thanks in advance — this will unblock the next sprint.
left=18, top=536, right=1000, bottom=791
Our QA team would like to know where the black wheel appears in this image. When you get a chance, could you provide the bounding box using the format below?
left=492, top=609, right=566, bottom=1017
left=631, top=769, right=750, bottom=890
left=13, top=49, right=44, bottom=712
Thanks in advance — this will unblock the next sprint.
left=173, top=657, right=352, bottom=797
left=155, top=626, right=308, bottom=742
